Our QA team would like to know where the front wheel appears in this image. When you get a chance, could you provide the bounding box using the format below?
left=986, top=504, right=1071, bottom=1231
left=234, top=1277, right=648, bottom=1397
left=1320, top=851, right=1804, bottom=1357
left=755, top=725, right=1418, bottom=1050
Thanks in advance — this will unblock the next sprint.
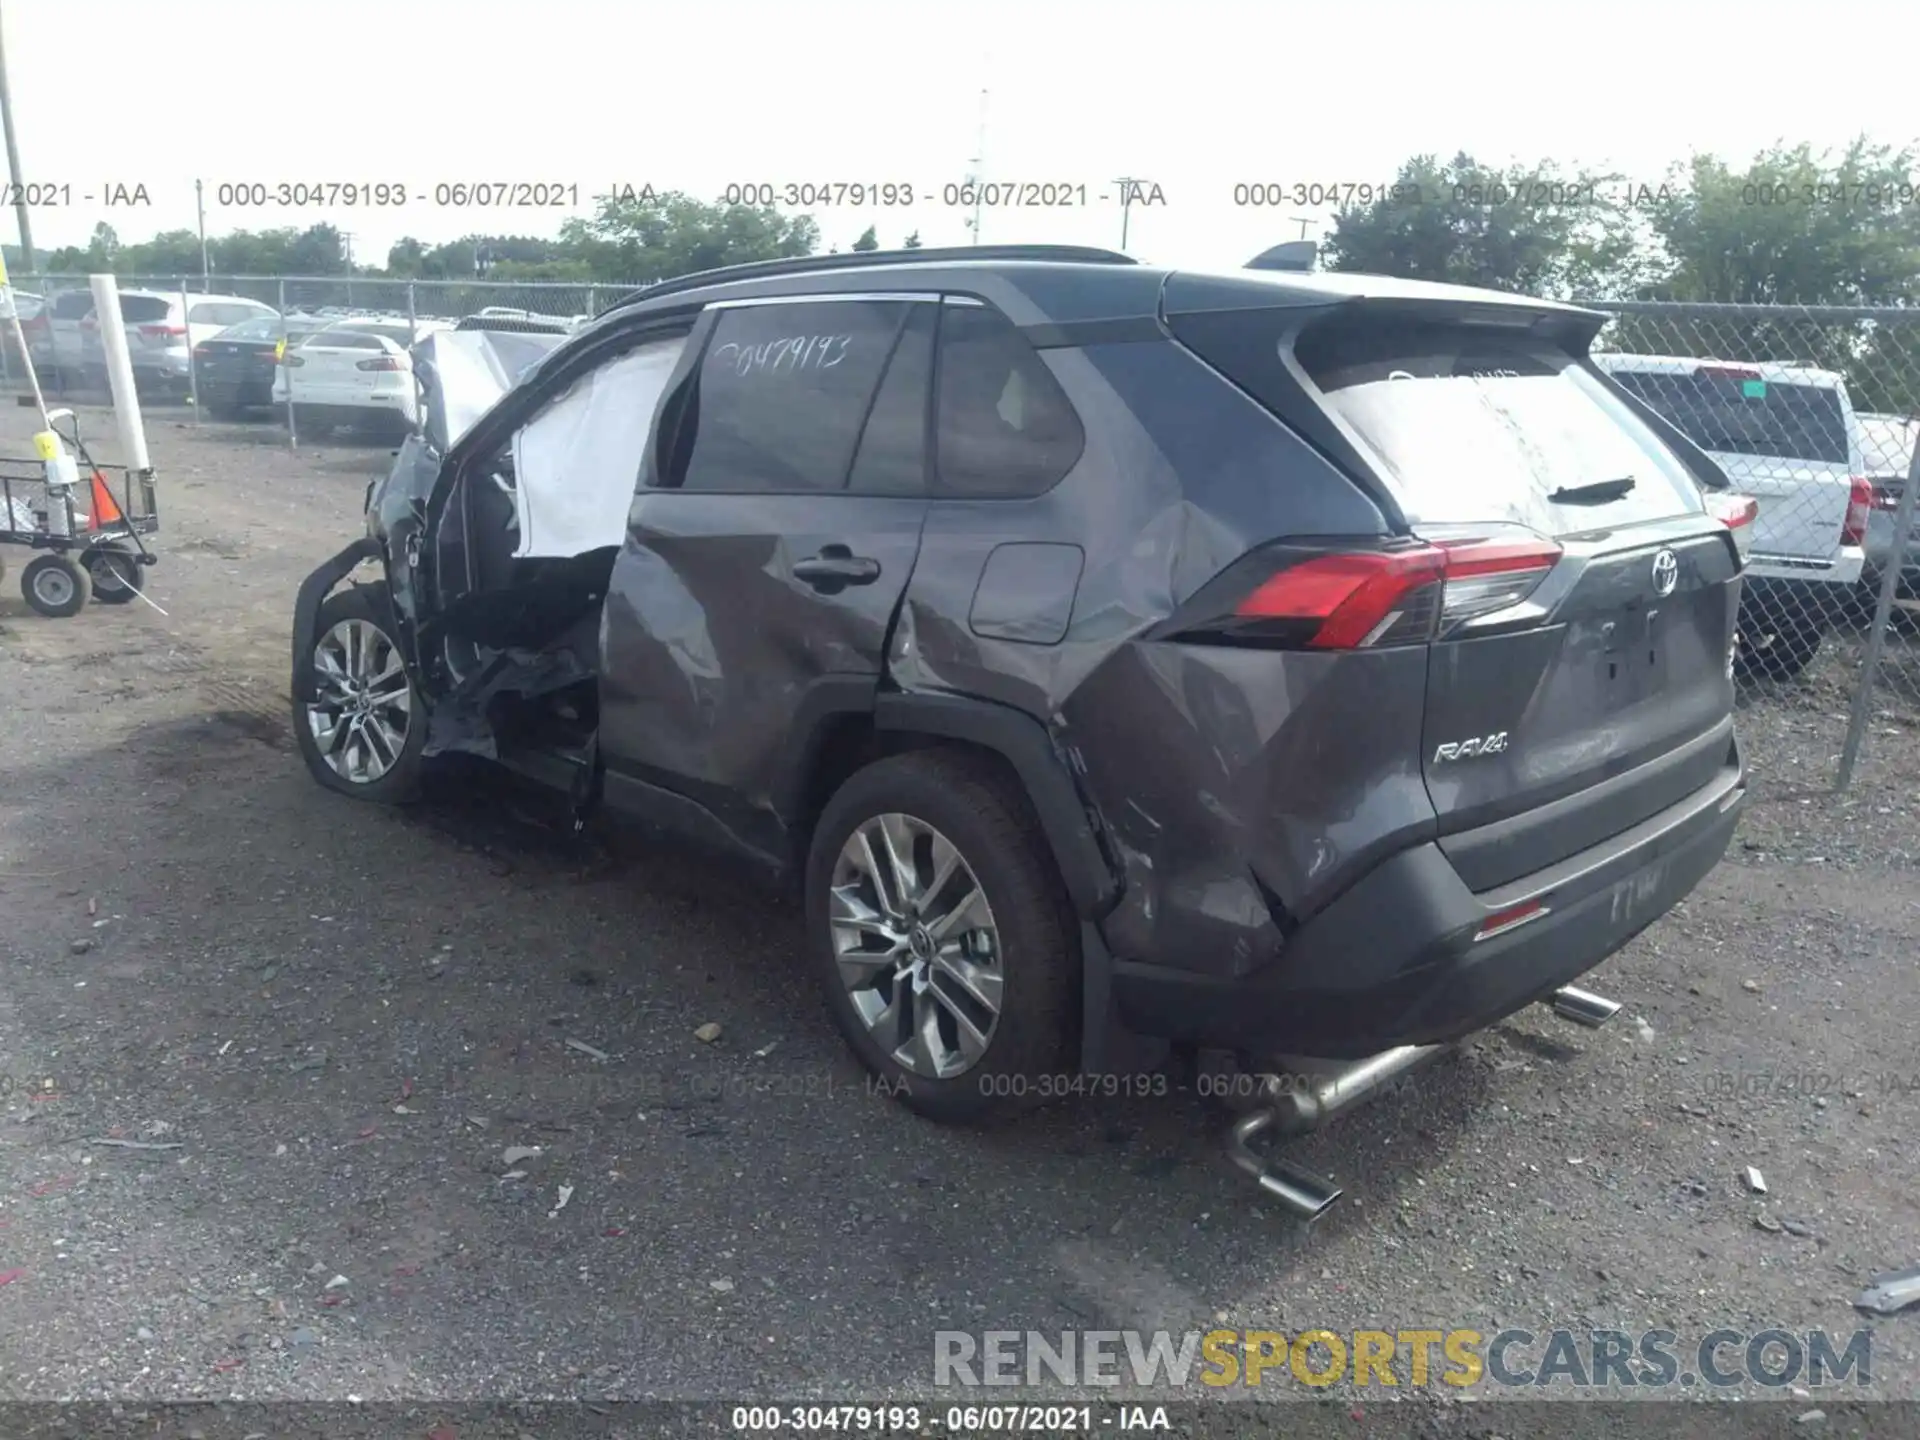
left=805, top=750, right=1079, bottom=1125
left=293, top=586, right=426, bottom=803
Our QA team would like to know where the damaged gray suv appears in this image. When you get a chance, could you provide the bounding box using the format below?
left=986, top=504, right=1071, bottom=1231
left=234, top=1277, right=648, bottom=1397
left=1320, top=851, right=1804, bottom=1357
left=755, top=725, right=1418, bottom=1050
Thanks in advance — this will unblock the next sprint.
left=293, top=245, right=1754, bottom=1210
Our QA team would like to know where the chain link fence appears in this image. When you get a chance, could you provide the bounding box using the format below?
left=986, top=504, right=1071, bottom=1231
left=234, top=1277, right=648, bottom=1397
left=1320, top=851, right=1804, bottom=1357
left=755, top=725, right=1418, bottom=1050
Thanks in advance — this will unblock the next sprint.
left=2, top=276, right=1914, bottom=787
left=1586, top=301, right=1920, bottom=792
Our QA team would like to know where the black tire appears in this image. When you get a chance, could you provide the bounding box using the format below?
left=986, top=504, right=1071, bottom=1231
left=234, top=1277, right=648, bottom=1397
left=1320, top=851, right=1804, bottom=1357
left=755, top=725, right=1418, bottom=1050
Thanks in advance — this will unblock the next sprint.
left=1736, top=616, right=1823, bottom=680
left=20, top=553, right=90, bottom=618
left=293, top=585, right=427, bottom=803
left=805, top=748, right=1079, bottom=1125
left=83, top=545, right=140, bottom=604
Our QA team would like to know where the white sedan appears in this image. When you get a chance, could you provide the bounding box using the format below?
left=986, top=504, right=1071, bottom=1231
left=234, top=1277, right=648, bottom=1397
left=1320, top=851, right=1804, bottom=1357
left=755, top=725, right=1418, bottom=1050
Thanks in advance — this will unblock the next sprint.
left=271, top=317, right=451, bottom=440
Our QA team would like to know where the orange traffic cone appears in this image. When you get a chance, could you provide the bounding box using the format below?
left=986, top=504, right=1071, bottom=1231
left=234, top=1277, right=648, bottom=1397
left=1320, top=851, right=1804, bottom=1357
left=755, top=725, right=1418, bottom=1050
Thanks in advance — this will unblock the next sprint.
left=87, top=471, right=124, bottom=531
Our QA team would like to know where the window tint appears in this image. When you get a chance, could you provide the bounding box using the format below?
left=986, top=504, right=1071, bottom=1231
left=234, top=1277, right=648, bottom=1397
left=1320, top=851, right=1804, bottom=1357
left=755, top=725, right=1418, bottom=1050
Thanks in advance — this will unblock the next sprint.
left=1604, top=367, right=1850, bottom=466
left=52, top=292, right=96, bottom=319
left=667, top=301, right=904, bottom=494
left=934, top=303, right=1084, bottom=498
left=119, top=296, right=172, bottom=323
left=1298, top=318, right=1702, bottom=537
left=846, top=307, right=935, bottom=495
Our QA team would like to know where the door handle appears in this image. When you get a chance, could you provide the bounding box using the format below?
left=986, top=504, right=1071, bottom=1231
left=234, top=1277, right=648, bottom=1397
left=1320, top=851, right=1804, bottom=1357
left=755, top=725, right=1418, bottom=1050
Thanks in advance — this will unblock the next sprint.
left=792, top=547, right=881, bottom=588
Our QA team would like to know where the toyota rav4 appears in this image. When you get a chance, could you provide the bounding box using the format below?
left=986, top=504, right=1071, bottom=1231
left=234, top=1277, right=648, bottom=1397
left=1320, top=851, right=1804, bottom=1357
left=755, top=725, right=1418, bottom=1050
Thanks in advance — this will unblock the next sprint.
left=292, top=246, right=1754, bottom=1210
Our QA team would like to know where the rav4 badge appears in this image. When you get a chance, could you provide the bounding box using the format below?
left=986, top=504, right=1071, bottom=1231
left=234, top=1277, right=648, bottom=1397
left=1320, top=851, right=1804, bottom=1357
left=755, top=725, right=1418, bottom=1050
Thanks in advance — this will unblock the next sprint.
left=1434, top=733, right=1509, bottom=763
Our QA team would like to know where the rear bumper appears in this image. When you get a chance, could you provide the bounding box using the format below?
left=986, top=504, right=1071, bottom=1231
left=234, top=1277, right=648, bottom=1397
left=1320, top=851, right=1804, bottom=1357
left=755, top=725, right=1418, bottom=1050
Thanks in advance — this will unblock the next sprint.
left=1747, top=547, right=1865, bottom=587
left=1111, top=748, right=1745, bottom=1058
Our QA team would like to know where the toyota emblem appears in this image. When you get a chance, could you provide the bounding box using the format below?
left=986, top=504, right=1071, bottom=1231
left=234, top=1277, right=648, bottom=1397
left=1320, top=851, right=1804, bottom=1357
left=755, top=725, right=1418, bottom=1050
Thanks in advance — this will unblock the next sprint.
left=1651, top=549, right=1680, bottom=597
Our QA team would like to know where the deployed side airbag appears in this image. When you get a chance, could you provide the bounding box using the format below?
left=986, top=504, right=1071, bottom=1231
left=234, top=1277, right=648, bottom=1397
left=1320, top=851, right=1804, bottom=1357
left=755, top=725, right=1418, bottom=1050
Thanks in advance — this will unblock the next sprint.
left=510, top=336, right=686, bottom=559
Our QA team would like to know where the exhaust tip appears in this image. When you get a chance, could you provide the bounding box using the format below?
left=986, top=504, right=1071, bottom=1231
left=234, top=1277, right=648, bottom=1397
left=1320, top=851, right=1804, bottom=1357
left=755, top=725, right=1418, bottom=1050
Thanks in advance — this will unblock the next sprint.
left=1255, top=1163, right=1343, bottom=1221
left=1550, top=985, right=1623, bottom=1029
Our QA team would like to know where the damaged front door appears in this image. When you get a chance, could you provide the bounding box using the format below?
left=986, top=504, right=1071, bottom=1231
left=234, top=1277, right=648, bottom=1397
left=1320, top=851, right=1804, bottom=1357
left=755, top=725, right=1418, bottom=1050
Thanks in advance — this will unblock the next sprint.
left=598, top=295, right=938, bottom=871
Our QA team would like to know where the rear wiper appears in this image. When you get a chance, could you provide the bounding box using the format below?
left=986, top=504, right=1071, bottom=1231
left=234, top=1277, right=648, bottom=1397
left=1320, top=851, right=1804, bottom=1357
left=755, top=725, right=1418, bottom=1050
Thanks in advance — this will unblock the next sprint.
left=1550, top=476, right=1636, bottom=504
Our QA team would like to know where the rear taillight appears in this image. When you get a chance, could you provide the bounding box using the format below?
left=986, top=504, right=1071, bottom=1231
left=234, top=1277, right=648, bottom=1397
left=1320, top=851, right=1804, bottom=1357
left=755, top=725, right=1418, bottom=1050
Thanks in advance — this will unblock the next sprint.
left=1706, top=492, right=1759, bottom=563
left=1842, top=477, right=1874, bottom=546
left=355, top=355, right=408, bottom=372
left=1216, top=535, right=1561, bottom=651
left=138, top=324, right=186, bottom=341
left=1872, top=483, right=1903, bottom=513
left=192, top=345, right=212, bottom=358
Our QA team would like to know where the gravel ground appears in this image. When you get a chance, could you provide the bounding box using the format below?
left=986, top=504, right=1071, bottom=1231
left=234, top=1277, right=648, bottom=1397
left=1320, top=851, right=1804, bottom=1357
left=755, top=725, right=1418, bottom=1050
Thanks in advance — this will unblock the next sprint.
left=0, top=397, right=1917, bottom=1425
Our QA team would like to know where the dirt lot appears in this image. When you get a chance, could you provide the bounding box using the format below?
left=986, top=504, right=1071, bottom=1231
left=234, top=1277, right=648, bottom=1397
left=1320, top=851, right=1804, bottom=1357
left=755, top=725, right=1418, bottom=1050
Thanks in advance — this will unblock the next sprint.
left=0, top=396, right=1917, bottom=1419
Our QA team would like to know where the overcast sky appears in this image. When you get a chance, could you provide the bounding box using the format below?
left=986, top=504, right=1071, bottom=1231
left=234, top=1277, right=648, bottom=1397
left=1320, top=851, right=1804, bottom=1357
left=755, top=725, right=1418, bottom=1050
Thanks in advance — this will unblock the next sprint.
left=5, top=0, right=1917, bottom=275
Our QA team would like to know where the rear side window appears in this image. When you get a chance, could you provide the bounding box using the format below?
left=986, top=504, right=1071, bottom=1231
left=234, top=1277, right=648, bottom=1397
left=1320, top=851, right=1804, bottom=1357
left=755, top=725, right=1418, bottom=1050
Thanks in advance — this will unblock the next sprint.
left=120, top=296, right=172, bottom=323
left=665, top=300, right=905, bottom=494
left=934, top=303, right=1084, bottom=497
left=1297, top=318, right=1703, bottom=536
left=1604, top=367, right=1850, bottom=466
left=52, top=292, right=96, bottom=319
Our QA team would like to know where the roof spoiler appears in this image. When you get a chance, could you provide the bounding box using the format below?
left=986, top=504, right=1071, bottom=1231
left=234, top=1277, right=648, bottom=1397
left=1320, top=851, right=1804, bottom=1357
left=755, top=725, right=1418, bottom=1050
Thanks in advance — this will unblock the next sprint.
left=1246, top=241, right=1318, bottom=272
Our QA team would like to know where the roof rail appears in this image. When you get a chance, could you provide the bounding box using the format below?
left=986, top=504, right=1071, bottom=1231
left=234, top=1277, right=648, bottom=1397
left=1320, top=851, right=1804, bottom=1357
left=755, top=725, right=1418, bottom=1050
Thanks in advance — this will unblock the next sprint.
left=596, top=244, right=1138, bottom=316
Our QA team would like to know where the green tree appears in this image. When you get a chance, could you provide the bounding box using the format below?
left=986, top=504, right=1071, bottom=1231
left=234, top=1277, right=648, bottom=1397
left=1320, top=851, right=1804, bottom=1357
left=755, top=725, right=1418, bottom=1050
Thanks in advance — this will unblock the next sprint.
left=557, top=189, right=818, bottom=283
left=1630, top=138, right=1920, bottom=414
left=1321, top=151, right=1645, bottom=299
left=852, top=225, right=879, bottom=252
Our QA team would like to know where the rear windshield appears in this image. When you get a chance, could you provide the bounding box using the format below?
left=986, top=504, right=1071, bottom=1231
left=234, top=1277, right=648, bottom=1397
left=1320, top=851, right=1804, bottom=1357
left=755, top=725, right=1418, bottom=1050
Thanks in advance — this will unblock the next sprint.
left=1604, top=367, right=1850, bottom=465
left=120, top=296, right=172, bottom=323
left=1297, top=319, right=1704, bottom=537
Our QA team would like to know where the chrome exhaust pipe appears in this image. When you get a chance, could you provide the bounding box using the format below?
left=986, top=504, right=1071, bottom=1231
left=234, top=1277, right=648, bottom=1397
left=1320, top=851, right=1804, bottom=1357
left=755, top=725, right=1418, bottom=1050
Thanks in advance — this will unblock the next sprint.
left=1226, top=1107, right=1343, bottom=1220
left=1223, top=1044, right=1448, bottom=1216
left=1268, top=1045, right=1449, bottom=1133
left=1548, top=985, right=1622, bottom=1029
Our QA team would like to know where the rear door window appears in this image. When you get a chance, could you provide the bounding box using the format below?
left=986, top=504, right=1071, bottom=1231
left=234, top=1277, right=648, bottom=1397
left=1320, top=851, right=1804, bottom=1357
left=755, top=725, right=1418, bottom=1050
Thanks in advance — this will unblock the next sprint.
left=52, top=291, right=96, bottom=319
left=664, top=300, right=906, bottom=494
left=1605, top=368, right=1850, bottom=465
left=1297, top=318, right=1704, bottom=536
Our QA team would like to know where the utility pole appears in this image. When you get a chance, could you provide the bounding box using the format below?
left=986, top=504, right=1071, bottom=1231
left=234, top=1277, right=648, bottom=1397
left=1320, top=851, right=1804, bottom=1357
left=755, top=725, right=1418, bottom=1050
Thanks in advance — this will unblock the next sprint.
left=195, top=179, right=210, bottom=280
left=0, top=1, right=35, bottom=272
left=1115, top=177, right=1146, bottom=250
left=964, top=85, right=990, bottom=245
left=1289, top=215, right=1318, bottom=240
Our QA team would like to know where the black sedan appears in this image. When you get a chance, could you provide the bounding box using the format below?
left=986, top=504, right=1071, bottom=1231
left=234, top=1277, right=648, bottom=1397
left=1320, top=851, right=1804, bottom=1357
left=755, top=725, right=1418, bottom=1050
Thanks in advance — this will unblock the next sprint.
left=193, top=314, right=329, bottom=418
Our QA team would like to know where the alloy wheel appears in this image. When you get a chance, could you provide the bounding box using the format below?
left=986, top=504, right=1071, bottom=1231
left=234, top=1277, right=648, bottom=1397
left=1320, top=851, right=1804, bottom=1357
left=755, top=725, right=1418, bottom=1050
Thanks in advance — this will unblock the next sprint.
left=305, top=616, right=412, bottom=783
left=828, top=813, right=1004, bottom=1080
